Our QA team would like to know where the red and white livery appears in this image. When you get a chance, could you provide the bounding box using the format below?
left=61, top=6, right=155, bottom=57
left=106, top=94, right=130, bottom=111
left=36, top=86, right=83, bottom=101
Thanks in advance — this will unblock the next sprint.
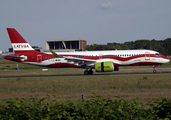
left=4, top=28, right=170, bottom=75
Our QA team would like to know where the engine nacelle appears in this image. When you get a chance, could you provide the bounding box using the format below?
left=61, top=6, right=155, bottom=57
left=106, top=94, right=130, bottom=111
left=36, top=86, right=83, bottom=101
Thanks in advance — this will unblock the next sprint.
left=95, top=62, right=114, bottom=72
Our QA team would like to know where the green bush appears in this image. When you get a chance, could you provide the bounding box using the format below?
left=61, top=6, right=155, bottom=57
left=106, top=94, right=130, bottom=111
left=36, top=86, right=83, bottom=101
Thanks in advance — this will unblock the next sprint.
left=0, top=94, right=171, bottom=119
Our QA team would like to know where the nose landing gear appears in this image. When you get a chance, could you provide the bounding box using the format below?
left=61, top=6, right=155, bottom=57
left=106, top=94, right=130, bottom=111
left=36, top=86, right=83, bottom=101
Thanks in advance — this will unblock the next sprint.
left=152, top=65, right=157, bottom=73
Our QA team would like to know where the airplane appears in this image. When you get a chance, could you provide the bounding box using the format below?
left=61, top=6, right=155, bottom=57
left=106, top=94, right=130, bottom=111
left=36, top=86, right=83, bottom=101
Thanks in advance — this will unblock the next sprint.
left=4, top=28, right=170, bottom=75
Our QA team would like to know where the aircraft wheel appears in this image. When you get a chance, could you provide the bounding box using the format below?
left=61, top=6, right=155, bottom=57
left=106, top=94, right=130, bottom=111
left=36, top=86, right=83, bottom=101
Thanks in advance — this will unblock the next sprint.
left=153, top=70, right=156, bottom=73
left=89, top=70, right=93, bottom=75
left=84, top=70, right=89, bottom=75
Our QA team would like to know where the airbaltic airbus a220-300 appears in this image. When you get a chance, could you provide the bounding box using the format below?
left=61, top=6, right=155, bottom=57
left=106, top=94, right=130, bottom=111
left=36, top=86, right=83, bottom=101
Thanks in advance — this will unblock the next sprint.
left=4, top=28, right=170, bottom=75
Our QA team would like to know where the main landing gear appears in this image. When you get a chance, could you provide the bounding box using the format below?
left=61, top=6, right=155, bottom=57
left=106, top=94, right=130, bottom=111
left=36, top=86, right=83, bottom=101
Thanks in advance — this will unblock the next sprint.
left=152, top=65, right=157, bottom=73
left=84, top=67, right=93, bottom=75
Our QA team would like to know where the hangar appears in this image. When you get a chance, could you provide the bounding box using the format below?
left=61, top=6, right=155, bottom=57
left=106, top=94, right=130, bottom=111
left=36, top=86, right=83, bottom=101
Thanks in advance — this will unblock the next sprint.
left=45, top=39, right=87, bottom=52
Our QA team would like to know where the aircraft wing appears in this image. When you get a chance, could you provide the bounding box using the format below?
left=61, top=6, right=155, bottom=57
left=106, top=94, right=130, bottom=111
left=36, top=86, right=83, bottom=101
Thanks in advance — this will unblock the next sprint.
left=49, top=50, right=96, bottom=66
left=65, top=56, right=122, bottom=67
left=64, top=57, right=97, bottom=66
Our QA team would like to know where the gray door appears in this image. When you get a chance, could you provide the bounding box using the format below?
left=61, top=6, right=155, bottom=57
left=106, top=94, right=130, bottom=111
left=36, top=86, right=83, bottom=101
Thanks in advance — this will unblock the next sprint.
left=99, top=53, right=102, bottom=59
left=145, top=52, right=150, bottom=60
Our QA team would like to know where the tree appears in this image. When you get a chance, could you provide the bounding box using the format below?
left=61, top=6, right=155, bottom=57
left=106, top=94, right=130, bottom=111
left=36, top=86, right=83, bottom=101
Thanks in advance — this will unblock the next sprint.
left=162, top=38, right=171, bottom=56
left=120, top=44, right=129, bottom=50
left=85, top=38, right=171, bottom=55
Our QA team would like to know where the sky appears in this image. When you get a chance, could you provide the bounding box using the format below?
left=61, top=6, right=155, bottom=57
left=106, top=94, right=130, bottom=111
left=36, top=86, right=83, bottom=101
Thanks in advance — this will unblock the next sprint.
left=0, top=0, right=171, bottom=51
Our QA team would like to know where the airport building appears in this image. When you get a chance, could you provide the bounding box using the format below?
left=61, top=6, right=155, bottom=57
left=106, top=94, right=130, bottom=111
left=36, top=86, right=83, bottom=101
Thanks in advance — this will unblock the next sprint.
left=45, top=39, right=87, bottom=52
left=7, top=39, right=87, bottom=53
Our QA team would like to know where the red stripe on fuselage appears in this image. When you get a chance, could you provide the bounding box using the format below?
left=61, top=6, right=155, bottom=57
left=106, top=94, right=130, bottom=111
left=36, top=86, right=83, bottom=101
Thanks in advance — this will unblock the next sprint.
left=50, top=54, right=168, bottom=62
left=123, top=62, right=163, bottom=66
left=44, top=61, right=162, bottom=68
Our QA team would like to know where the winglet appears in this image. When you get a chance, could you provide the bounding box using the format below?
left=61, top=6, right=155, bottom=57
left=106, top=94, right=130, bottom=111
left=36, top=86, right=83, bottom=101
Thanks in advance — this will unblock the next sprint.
left=49, top=50, right=60, bottom=57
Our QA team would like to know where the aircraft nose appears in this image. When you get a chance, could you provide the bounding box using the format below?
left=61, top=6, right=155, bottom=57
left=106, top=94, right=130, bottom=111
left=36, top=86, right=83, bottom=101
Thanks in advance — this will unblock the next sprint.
left=167, top=59, right=170, bottom=63
left=164, top=58, right=170, bottom=63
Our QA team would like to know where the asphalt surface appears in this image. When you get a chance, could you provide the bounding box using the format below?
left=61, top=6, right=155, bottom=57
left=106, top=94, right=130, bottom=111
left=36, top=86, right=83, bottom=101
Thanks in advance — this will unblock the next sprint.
left=0, top=72, right=171, bottom=79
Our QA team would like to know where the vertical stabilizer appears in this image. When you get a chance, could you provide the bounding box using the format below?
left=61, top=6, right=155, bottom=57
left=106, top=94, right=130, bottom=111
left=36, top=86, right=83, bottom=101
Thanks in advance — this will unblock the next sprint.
left=6, top=28, right=38, bottom=54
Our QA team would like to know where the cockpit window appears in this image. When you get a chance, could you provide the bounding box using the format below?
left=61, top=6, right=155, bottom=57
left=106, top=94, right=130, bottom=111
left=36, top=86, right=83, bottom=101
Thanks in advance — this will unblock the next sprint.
left=155, top=53, right=159, bottom=56
left=155, top=53, right=164, bottom=56
left=159, top=53, right=164, bottom=56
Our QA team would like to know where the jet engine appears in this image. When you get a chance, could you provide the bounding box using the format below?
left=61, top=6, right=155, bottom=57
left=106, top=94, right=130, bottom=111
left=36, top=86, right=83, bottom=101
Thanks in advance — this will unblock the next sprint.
left=95, top=62, right=119, bottom=72
left=95, top=62, right=111, bottom=72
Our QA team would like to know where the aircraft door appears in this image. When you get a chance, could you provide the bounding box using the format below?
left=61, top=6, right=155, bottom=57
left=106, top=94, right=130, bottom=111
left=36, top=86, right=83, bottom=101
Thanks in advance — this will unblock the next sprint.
left=99, top=53, right=102, bottom=59
left=145, top=52, right=150, bottom=60
left=37, top=55, right=42, bottom=63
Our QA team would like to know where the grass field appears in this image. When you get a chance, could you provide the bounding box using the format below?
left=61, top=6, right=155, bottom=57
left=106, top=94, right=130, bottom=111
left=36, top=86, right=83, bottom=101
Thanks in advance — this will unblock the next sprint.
left=1, top=75, right=171, bottom=103
left=0, top=58, right=171, bottom=103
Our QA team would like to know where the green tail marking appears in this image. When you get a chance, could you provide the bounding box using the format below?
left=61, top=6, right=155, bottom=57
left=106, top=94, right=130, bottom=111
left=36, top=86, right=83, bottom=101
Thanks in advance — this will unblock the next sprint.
left=50, top=50, right=60, bottom=57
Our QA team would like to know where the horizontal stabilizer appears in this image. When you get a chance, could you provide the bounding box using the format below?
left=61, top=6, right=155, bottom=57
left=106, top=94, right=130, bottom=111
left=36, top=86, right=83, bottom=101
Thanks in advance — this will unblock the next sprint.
left=6, top=55, right=25, bottom=60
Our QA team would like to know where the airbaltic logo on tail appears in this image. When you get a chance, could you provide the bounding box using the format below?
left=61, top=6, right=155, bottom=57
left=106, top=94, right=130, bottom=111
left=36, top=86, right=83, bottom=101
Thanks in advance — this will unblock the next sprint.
left=12, top=43, right=34, bottom=51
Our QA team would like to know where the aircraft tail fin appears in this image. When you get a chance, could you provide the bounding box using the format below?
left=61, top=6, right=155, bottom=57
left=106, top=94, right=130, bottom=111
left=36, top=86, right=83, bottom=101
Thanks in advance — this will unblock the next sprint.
left=6, top=28, right=38, bottom=54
